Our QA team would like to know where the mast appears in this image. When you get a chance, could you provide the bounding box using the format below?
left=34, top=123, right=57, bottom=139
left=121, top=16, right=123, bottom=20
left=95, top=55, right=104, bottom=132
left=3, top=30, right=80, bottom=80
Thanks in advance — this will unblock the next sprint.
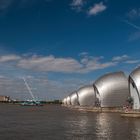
left=22, top=77, right=36, bottom=101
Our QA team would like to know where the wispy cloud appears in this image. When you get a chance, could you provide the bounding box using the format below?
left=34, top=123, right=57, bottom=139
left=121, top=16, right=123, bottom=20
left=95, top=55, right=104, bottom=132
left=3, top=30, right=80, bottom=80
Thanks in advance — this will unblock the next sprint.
left=122, top=19, right=140, bottom=41
left=0, top=55, right=21, bottom=62
left=87, top=2, right=107, bottom=16
left=18, top=55, right=83, bottom=73
left=0, top=54, right=138, bottom=74
left=112, top=55, right=140, bottom=65
left=124, top=60, right=140, bottom=64
left=71, top=0, right=84, bottom=7
left=128, top=31, right=140, bottom=42
left=123, top=19, right=140, bottom=30
left=17, top=54, right=117, bottom=73
left=70, top=0, right=85, bottom=12
left=112, top=55, right=129, bottom=61
left=0, top=53, right=138, bottom=100
left=79, top=52, right=89, bottom=56
left=127, top=8, right=140, bottom=20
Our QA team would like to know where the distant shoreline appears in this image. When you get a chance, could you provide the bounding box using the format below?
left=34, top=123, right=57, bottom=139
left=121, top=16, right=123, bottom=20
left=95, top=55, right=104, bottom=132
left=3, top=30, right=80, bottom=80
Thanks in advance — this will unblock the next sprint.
left=0, top=100, right=62, bottom=105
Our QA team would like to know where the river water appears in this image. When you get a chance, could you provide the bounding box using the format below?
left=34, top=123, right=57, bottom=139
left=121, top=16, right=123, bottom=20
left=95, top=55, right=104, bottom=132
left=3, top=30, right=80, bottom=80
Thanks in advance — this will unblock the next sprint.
left=0, top=104, right=139, bottom=140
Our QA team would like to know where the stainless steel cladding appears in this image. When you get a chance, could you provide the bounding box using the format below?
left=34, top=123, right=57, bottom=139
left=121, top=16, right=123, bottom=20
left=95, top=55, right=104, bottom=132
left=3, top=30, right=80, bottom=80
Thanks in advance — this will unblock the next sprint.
left=62, top=99, right=64, bottom=104
left=70, top=92, right=79, bottom=106
left=129, top=67, right=140, bottom=109
left=94, top=71, right=129, bottom=107
left=66, top=96, right=71, bottom=105
left=77, top=85, right=96, bottom=106
left=63, top=98, right=67, bottom=105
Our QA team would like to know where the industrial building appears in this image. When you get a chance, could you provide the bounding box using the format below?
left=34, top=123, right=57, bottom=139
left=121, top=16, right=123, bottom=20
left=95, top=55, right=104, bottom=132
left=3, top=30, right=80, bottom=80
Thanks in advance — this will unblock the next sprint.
left=0, top=96, right=10, bottom=102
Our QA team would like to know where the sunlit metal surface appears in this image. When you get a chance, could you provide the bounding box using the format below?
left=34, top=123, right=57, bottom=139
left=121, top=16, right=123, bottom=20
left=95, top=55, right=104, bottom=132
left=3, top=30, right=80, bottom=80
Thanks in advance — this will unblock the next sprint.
left=66, top=96, right=71, bottom=105
left=70, top=92, right=79, bottom=106
left=77, top=85, right=96, bottom=106
left=62, top=99, right=64, bottom=104
left=129, top=67, right=140, bottom=109
left=63, top=98, right=67, bottom=105
left=94, top=71, right=129, bottom=107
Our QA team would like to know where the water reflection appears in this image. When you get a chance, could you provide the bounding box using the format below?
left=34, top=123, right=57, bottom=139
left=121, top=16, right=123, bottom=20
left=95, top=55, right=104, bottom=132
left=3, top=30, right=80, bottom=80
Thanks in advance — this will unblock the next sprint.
left=64, top=110, right=140, bottom=140
left=64, top=113, right=90, bottom=136
left=95, top=113, right=112, bottom=140
left=0, top=105, right=140, bottom=140
left=132, top=120, right=140, bottom=140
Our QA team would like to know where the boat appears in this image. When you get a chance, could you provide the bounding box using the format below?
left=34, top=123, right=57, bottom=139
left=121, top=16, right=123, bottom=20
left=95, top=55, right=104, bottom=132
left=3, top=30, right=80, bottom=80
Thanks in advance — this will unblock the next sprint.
left=21, top=100, right=43, bottom=106
left=21, top=77, right=43, bottom=106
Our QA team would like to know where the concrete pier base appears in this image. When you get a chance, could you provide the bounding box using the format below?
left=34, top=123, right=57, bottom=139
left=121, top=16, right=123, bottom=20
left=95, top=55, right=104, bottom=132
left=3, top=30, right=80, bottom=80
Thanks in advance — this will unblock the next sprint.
left=62, top=105, right=140, bottom=118
left=121, top=110, right=140, bottom=118
left=67, top=106, right=123, bottom=113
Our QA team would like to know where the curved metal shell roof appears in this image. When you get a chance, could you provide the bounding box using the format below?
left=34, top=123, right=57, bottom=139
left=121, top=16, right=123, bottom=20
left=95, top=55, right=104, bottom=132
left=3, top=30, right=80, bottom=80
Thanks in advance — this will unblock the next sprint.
left=63, top=98, right=67, bottom=105
left=66, top=96, right=71, bottom=105
left=94, top=71, right=129, bottom=107
left=129, top=67, right=140, bottom=95
left=129, top=67, right=140, bottom=109
left=77, top=85, right=96, bottom=106
left=70, top=92, right=79, bottom=106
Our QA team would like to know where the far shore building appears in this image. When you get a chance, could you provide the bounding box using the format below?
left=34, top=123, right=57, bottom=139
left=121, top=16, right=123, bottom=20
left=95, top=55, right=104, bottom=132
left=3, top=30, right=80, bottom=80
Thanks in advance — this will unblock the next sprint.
left=0, top=96, right=10, bottom=102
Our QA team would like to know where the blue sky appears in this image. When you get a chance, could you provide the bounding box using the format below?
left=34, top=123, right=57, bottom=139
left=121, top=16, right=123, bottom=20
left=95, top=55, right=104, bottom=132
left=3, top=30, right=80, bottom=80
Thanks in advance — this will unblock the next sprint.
left=0, top=0, right=140, bottom=100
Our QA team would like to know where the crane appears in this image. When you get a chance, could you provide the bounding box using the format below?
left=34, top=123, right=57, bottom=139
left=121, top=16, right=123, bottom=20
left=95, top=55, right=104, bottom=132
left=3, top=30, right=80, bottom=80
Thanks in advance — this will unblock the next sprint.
left=21, top=77, right=42, bottom=106
left=22, top=77, right=36, bottom=102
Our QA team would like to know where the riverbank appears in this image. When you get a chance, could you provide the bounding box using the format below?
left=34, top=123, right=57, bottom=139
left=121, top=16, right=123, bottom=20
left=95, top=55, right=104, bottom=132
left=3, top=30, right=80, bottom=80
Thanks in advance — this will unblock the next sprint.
left=63, top=105, right=140, bottom=117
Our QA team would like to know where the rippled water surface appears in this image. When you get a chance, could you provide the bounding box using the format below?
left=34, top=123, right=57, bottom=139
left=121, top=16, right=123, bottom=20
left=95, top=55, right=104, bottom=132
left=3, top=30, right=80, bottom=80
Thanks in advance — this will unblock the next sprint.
left=0, top=104, right=140, bottom=140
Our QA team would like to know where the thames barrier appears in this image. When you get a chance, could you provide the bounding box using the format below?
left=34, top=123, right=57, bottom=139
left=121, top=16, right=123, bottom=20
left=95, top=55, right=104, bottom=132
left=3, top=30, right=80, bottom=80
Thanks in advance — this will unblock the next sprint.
left=62, top=67, right=140, bottom=117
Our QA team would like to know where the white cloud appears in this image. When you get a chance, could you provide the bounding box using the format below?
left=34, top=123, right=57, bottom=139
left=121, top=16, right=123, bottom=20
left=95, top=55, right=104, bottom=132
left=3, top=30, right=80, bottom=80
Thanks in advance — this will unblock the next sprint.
left=71, top=0, right=84, bottom=7
left=124, top=60, right=140, bottom=64
left=17, top=55, right=83, bottom=73
left=0, top=54, right=137, bottom=74
left=71, top=0, right=85, bottom=11
left=0, top=53, right=138, bottom=100
left=88, top=2, right=107, bottom=16
left=79, top=52, right=89, bottom=56
left=112, top=55, right=129, bottom=61
left=112, top=55, right=140, bottom=65
left=0, top=55, right=21, bottom=62
left=17, top=55, right=117, bottom=73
